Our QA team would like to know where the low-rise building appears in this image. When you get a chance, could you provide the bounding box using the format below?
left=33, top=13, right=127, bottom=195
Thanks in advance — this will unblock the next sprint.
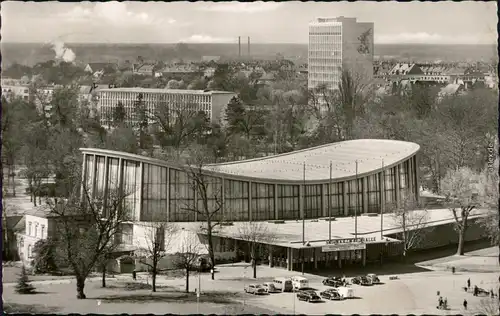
left=96, top=87, right=237, bottom=127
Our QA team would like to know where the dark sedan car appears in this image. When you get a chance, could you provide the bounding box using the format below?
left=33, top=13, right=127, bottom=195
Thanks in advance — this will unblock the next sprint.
left=297, top=290, right=322, bottom=303
left=322, top=278, right=343, bottom=287
left=320, top=289, right=344, bottom=301
left=351, top=276, right=373, bottom=286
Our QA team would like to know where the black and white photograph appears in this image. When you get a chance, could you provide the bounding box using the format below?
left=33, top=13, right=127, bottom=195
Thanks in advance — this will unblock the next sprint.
left=1, top=1, right=499, bottom=315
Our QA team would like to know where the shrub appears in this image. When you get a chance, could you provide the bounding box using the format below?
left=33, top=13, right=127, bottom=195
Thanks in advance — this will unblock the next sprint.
left=15, top=265, right=36, bottom=294
left=32, top=239, right=58, bottom=274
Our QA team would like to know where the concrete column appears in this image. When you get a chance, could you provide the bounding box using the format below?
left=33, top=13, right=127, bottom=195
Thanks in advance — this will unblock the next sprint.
left=268, top=245, right=273, bottom=268
left=248, top=181, right=253, bottom=221
left=414, top=155, right=420, bottom=203
left=322, top=184, right=327, bottom=217
left=362, top=249, right=366, bottom=267
left=379, top=170, right=385, bottom=215
left=407, top=159, right=413, bottom=197
left=221, top=177, right=225, bottom=220
left=314, top=248, right=318, bottom=270
left=137, top=162, right=143, bottom=220
left=102, top=156, right=110, bottom=206
left=362, top=177, right=368, bottom=214
left=342, top=181, right=348, bottom=216
left=337, top=251, right=342, bottom=269
left=299, top=184, right=304, bottom=219
left=274, top=184, right=278, bottom=220
left=395, top=166, right=401, bottom=208
left=91, top=155, right=97, bottom=198
left=80, top=153, right=87, bottom=203
left=166, top=168, right=170, bottom=221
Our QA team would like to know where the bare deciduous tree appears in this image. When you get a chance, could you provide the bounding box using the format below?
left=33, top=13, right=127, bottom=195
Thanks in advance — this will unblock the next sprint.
left=389, top=192, right=433, bottom=258
left=440, top=167, right=480, bottom=255
left=134, top=222, right=178, bottom=292
left=180, top=146, right=223, bottom=280
left=47, top=178, right=131, bottom=299
left=237, top=221, right=276, bottom=278
left=173, top=229, right=206, bottom=293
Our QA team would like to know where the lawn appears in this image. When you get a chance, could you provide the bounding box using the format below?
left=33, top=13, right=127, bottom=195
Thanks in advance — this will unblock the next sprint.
left=2, top=279, right=281, bottom=315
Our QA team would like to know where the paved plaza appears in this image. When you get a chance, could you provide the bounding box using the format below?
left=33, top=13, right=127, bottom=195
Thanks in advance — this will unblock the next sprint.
left=4, top=259, right=499, bottom=315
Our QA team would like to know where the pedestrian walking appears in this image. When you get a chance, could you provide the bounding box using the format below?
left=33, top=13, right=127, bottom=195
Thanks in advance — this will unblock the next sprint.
left=444, top=298, right=448, bottom=309
left=132, top=270, right=137, bottom=281
left=474, top=285, right=478, bottom=296
left=467, top=278, right=471, bottom=290
left=438, top=296, right=443, bottom=309
left=463, top=299, right=468, bottom=310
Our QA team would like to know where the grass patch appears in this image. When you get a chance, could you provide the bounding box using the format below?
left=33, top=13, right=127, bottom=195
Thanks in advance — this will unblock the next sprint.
left=98, top=290, right=244, bottom=305
left=3, top=302, right=61, bottom=314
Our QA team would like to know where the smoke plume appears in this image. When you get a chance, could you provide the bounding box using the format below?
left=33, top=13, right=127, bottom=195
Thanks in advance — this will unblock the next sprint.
left=51, top=41, right=76, bottom=63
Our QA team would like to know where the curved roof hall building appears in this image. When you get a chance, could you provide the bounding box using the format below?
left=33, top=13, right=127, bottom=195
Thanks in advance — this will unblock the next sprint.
left=80, top=139, right=420, bottom=223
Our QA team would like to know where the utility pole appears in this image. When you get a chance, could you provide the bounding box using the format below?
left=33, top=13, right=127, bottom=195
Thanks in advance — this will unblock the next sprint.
left=355, top=160, right=358, bottom=240
left=381, top=159, right=385, bottom=240
left=329, top=161, right=332, bottom=243
left=302, top=162, right=306, bottom=276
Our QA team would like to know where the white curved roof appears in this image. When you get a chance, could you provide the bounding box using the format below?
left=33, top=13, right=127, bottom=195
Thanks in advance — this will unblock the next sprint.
left=204, top=139, right=419, bottom=182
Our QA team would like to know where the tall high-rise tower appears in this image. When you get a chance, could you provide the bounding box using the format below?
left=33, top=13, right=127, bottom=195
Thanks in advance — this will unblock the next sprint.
left=308, top=17, right=374, bottom=92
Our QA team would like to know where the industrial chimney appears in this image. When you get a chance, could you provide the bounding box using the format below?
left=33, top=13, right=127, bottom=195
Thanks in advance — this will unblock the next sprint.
left=248, top=36, right=250, bottom=57
left=238, top=36, right=241, bottom=58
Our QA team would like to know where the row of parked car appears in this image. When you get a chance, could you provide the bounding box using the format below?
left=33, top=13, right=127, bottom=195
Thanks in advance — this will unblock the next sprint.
left=244, top=273, right=382, bottom=304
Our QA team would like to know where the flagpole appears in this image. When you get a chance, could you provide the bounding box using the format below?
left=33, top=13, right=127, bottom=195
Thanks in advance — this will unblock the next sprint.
left=355, top=160, right=358, bottom=240
left=381, top=159, right=385, bottom=240
left=329, top=161, right=332, bottom=243
left=302, top=162, right=306, bottom=276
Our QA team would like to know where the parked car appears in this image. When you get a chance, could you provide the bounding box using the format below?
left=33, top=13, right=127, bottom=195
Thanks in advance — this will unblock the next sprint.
left=366, top=273, right=380, bottom=284
left=319, top=289, right=344, bottom=300
left=262, top=282, right=280, bottom=293
left=336, top=286, right=355, bottom=299
left=244, top=284, right=267, bottom=295
left=351, top=276, right=373, bottom=286
left=273, top=277, right=294, bottom=292
left=296, top=290, right=322, bottom=302
left=322, top=277, right=343, bottom=287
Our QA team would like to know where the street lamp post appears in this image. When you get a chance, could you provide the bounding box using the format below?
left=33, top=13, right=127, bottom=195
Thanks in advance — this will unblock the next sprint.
left=196, top=269, right=201, bottom=313
left=355, top=160, right=358, bottom=239
left=302, top=162, right=306, bottom=276
left=381, top=159, right=385, bottom=240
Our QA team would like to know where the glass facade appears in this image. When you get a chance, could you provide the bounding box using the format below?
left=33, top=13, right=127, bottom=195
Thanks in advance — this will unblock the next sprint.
left=251, top=183, right=275, bottom=221
left=169, top=169, right=195, bottom=222
left=123, top=160, right=141, bottom=220
left=81, top=151, right=419, bottom=222
left=225, top=180, right=249, bottom=221
left=399, top=160, right=409, bottom=201
left=197, top=176, right=222, bottom=222
left=304, top=185, right=322, bottom=219
left=277, top=185, right=299, bottom=220
left=367, top=174, right=380, bottom=213
left=327, top=183, right=343, bottom=216
left=347, top=179, right=363, bottom=216
left=384, top=167, right=397, bottom=206
left=142, top=164, right=168, bottom=221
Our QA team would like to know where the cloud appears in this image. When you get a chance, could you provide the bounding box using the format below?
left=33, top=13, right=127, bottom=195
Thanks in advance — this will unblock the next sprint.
left=199, top=2, right=283, bottom=13
left=376, top=32, right=496, bottom=45
left=59, top=2, right=161, bottom=26
left=180, top=34, right=236, bottom=44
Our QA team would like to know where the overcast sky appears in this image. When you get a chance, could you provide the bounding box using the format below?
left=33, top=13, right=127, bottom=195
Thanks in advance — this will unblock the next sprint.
left=2, top=1, right=497, bottom=44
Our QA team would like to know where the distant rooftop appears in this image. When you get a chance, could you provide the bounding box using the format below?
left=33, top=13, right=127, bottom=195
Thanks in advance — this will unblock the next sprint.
left=97, top=87, right=236, bottom=95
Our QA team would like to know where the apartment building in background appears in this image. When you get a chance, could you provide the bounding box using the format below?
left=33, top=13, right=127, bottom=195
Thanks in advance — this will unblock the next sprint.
left=308, top=17, right=374, bottom=92
left=96, top=87, right=237, bottom=127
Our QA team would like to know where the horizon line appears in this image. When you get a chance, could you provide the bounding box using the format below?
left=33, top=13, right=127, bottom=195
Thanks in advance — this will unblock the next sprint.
left=1, top=41, right=497, bottom=46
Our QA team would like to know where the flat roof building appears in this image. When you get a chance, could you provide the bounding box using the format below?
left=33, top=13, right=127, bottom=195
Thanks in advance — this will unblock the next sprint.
left=81, top=139, right=420, bottom=223
left=308, top=17, right=374, bottom=92
left=79, top=140, right=489, bottom=272
left=96, top=87, right=237, bottom=128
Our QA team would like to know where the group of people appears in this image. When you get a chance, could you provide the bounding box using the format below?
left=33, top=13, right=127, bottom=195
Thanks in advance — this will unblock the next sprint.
left=437, top=296, right=448, bottom=310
